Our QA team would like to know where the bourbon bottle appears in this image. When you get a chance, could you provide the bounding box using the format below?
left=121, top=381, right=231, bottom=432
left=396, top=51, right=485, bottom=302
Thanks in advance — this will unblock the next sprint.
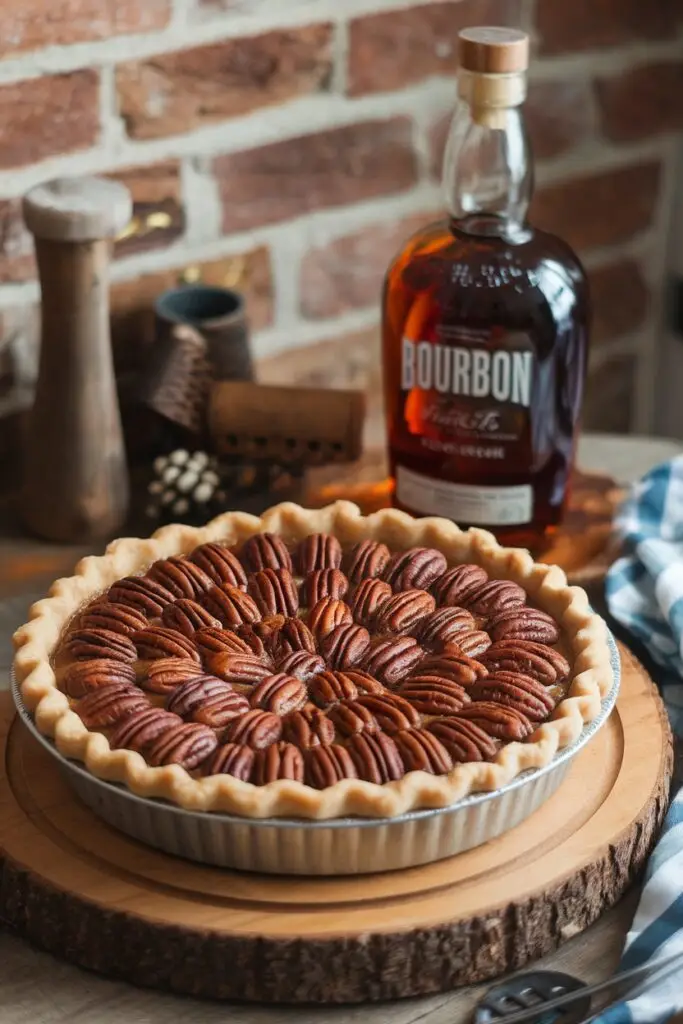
left=382, top=27, right=589, bottom=547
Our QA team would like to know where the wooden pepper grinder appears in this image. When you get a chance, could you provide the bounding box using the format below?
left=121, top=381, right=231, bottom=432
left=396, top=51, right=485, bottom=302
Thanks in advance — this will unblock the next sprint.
left=21, top=177, right=132, bottom=542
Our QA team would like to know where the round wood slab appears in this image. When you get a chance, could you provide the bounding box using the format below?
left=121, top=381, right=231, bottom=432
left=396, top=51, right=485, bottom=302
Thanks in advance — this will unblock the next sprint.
left=0, top=646, right=672, bottom=1004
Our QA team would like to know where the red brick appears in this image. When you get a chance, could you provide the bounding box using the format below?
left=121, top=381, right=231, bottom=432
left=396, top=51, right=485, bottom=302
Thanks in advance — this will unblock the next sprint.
left=117, top=25, right=333, bottom=140
left=531, top=162, right=661, bottom=252
left=525, top=79, right=595, bottom=161
left=597, top=62, right=683, bottom=143
left=348, top=0, right=513, bottom=96
left=0, top=71, right=99, bottom=170
left=215, top=119, right=418, bottom=234
left=300, top=212, right=438, bottom=320
left=582, top=355, right=636, bottom=433
left=0, top=201, right=35, bottom=283
left=537, top=0, right=681, bottom=55
left=0, top=0, right=169, bottom=54
left=108, top=162, right=185, bottom=259
left=589, top=261, right=650, bottom=346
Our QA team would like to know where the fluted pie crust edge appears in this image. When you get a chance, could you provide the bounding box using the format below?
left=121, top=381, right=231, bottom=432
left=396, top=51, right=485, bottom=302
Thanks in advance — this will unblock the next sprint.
left=13, top=501, right=613, bottom=820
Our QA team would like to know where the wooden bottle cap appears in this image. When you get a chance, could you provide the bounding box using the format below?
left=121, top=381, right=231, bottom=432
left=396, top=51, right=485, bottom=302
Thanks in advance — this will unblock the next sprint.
left=23, top=176, right=132, bottom=242
left=459, top=27, right=529, bottom=74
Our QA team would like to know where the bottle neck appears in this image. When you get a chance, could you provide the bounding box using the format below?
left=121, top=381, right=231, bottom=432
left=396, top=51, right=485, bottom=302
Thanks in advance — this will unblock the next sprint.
left=443, top=70, right=533, bottom=242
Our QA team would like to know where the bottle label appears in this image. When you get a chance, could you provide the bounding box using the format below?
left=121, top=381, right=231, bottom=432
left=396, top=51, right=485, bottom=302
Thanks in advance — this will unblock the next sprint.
left=396, top=465, right=533, bottom=525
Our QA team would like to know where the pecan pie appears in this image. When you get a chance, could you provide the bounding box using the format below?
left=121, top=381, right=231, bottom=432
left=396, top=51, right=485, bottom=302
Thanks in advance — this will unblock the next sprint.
left=13, top=501, right=612, bottom=818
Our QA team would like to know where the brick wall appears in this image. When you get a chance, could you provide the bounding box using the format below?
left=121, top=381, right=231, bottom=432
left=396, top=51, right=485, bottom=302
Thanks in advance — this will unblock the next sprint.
left=0, top=0, right=682, bottom=447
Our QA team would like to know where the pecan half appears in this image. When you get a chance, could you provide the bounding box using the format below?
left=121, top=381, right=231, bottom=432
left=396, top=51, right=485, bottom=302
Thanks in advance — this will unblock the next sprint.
left=75, top=683, right=149, bottom=729
left=210, top=652, right=273, bottom=687
left=239, top=532, right=293, bottom=573
left=480, top=640, right=570, bottom=684
left=449, top=629, right=492, bottom=657
left=415, top=607, right=475, bottom=649
left=305, top=744, right=358, bottom=787
left=397, top=676, right=471, bottom=715
left=354, top=692, right=420, bottom=733
left=146, top=722, right=218, bottom=770
left=431, top=564, right=489, bottom=606
left=307, top=597, right=353, bottom=639
left=375, top=589, right=436, bottom=635
left=319, top=623, right=370, bottom=670
left=108, top=575, right=175, bottom=616
left=249, top=673, right=308, bottom=715
left=235, top=624, right=270, bottom=660
left=223, top=708, right=282, bottom=748
left=467, top=579, right=527, bottom=616
left=202, top=584, right=261, bottom=628
left=394, top=729, right=453, bottom=775
left=488, top=607, right=560, bottom=645
left=189, top=542, right=248, bottom=588
left=140, top=658, right=204, bottom=695
left=348, top=578, right=393, bottom=628
left=109, top=707, right=182, bottom=753
left=64, top=628, right=137, bottom=663
left=417, top=647, right=488, bottom=686
left=281, top=707, right=335, bottom=748
left=61, top=658, right=133, bottom=701
left=426, top=717, right=498, bottom=762
left=147, top=557, right=213, bottom=600
left=328, top=700, right=379, bottom=737
left=383, top=547, right=447, bottom=591
left=360, top=636, right=424, bottom=686
left=348, top=731, right=405, bottom=784
left=295, top=532, right=343, bottom=573
left=273, top=617, right=317, bottom=657
left=344, top=539, right=391, bottom=584
left=195, top=626, right=253, bottom=661
left=456, top=701, right=534, bottom=740
left=302, top=568, right=349, bottom=607
left=204, top=742, right=255, bottom=781
left=469, top=670, right=556, bottom=721
left=252, top=742, right=305, bottom=784
left=247, top=568, right=299, bottom=617
left=79, top=601, right=148, bottom=636
left=276, top=650, right=326, bottom=681
left=167, top=675, right=249, bottom=728
left=133, top=625, right=201, bottom=662
left=161, top=599, right=222, bottom=638
left=308, top=669, right=384, bottom=708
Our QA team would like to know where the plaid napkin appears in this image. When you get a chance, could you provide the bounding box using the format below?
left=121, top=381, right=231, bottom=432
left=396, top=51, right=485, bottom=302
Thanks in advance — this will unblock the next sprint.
left=601, top=457, right=683, bottom=1022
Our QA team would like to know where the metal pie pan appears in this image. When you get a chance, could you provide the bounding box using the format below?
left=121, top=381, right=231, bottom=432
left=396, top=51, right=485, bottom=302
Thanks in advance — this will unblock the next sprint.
left=11, top=631, right=620, bottom=876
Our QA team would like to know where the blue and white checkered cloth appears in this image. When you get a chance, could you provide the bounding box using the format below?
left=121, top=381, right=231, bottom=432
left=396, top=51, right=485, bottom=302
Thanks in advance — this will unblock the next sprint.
left=599, top=456, right=683, bottom=1022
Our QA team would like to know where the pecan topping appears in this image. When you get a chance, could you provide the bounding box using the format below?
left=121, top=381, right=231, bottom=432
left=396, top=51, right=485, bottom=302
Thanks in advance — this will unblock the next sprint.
left=308, top=670, right=384, bottom=708
left=480, top=640, right=569, bottom=684
left=302, top=568, right=349, bottom=607
left=108, top=575, right=175, bottom=616
left=147, top=557, right=213, bottom=599
left=239, top=532, right=293, bottom=573
left=415, top=607, right=475, bottom=649
left=375, top=589, right=436, bottom=635
left=431, top=564, right=488, bottom=607
left=273, top=617, right=317, bottom=657
left=397, top=676, right=471, bottom=715
left=348, top=578, right=393, bottom=628
left=295, top=532, right=343, bottom=573
left=210, top=652, right=273, bottom=687
left=79, top=601, right=148, bottom=636
left=348, top=731, right=405, bottom=784
left=394, top=729, right=453, bottom=775
left=133, top=625, right=201, bottom=662
left=307, top=597, right=353, bottom=639
left=456, top=702, right=534, bottom=740
left=281, top=707, right=335, bottom=748
left=354, top=692, right=420, bottom=733
left=417, top=647, right=488, bottom=686
left=167, top=675, right=249, bottom=728
left=109, top=707, right=182, bottom=753
left=64, top=628, right=137, bottom=663
left=252, top=742, right=305, bottom=784
left=202, top=584, right=261, bottom=628
left=223, top=708, right=282, bottom=748
left=75, top=683, right=149, bottom=729
left=344, top=539, right=391, bottom=584
left=249, top=673, right=308, bottom=715
left=189, top=543, right=247, bottom=588
left=319, top=623, right=370, bottom=670
left=426, top=717, right=498, bottom=762
left=140, top=658, right=203, bottom=695
left=360, top=636, right=423, bottom=686
left=276, top=650, right=326, bottom=681
left=328, top=700, right=379, bottom=737
left=161, top=599, right=221, bottom=638
left=467, top=579, right=527, bottom=616
left=204, top=742, right=255, bottom=780
left=488, top=607, right=560, bottom=645
left=146, top=722, right=218, bottom=770
left=469, top=671, right=556, bottom=721
left=248, top=568, right=299, bottom=617
left=449, top=629, right=492, bottom=657
left=235, top=624, right=270, bottom=660
left=383, top=547, right=447, bottom=591
left=305, top=744, right=358, bottom=788
left=195, top=626, right=253, bottom=660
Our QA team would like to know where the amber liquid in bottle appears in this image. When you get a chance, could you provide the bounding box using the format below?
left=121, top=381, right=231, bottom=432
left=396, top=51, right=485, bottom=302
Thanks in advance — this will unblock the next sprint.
left=382, top=36, right=589, bottom=548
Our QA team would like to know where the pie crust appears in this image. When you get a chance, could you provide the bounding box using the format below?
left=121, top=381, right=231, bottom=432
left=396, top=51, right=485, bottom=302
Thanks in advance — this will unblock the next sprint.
left=13, top=501, right=613, bottom=819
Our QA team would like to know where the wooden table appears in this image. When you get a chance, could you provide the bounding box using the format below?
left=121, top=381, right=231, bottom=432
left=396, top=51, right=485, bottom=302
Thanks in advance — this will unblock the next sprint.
left=0, top=431, right=680, bottom=1024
